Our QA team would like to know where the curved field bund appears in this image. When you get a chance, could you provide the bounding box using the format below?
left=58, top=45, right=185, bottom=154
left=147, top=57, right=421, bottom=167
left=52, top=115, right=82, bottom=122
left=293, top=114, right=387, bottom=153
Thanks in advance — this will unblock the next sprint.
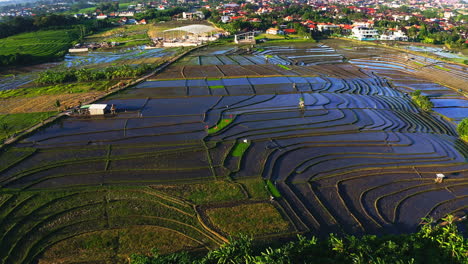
left=0, top=43, right=467, bottom=263
left=175, top=45, right=344, bottom=67
left=349, top=54, right=468, bottom=123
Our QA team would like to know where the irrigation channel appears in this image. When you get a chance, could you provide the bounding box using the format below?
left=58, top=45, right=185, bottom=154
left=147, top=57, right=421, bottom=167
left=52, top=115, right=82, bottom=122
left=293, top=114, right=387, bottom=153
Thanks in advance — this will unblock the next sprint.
left=0, top=40, right=467, bottom=263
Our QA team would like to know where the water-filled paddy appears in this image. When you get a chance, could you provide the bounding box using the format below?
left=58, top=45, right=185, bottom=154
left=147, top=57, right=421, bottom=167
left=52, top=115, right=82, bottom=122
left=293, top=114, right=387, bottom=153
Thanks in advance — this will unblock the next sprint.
left=1, top=42, right=467, bottom=263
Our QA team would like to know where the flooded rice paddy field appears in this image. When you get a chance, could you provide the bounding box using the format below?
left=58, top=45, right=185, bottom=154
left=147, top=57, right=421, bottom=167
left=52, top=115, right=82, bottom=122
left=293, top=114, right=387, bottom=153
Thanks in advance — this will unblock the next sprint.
left=0, top=46, right=174, bottom=92
left=0, top=41, right=467, bottom=260
left=63, top=46, right=173, bottom=67
left=176, top=44, right=344, bottom=66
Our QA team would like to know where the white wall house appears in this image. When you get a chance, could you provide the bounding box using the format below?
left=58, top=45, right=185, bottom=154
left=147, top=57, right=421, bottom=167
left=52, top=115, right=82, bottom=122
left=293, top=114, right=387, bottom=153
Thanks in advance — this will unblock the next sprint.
left=380, top=30, right=408, bottom=41
left=317, top=24, right=340, bottom=32
left=221, top=16, right=230, bottom=23
left=352, top=27, right=380, bottom=40
left=266, top=28, right=283, bottom=35
left=83, top=104, right=109, bottom=115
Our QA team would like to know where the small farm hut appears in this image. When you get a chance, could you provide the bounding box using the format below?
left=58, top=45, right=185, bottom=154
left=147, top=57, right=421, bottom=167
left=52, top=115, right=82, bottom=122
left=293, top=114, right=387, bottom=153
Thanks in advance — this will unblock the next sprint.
left=81, top=104, right=109, bottom=115
left=435, top=173, right=445, bottom=183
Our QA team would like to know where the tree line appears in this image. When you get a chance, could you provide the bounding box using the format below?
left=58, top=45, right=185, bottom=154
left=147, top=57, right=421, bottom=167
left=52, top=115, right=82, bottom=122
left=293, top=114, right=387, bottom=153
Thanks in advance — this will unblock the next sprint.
left=130, top=215, right=467, bottom=264
left=0, top=15, right=83, bottom=39
left=35, top=64, right=156, bottom=85
left=133, top=7, right=187, bottom=22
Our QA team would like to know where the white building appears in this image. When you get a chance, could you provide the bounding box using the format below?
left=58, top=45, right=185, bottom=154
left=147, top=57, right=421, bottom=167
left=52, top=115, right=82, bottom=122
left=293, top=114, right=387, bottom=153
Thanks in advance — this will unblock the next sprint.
left=266, top=28, right=281, bottom=35
left=182, top=11, right=205, bottom=20
left=88, top=104, right=109, bottom=115
left=221, top=16, right=231, bottom=23
left=444, top=11, right=454, bottom=19
left=96, top=13, right=107, bottom=19
left=380, top=30, right=408, bottom=41
left=352, top=27, right=380, bottom=40
left=317, top=24, right=340, bottom=32
left=118, top=11, right=134, bottom=17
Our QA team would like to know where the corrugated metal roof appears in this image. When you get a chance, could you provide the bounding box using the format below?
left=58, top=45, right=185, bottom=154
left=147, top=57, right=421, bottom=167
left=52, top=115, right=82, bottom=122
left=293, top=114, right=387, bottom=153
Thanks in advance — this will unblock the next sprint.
left=89, top=104, right=108, bottom=110
left=164, top=24, right=216, bottom=34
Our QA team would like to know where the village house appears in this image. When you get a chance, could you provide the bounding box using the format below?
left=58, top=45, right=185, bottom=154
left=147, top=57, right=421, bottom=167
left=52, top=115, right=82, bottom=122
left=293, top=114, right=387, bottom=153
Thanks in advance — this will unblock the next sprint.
left=221, top=16, right=231, bottom=23
left=96, top=13, right=107, bottom=19
left=380, top=28, right=408, bottom=41
left=283, top=28, right=296, bottom=34
left=317, top=23, right=340, bottom=32
left=352, top=26, right=380, bottom=40
left=182, top=11, right=205, bottom=20
left=266, top=28, right=282, bottom=35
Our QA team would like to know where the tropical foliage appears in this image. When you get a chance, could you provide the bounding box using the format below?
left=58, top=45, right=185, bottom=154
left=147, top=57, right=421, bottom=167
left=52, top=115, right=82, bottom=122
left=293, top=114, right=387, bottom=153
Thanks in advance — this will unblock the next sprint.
left=457, top=118, right=468, bottom=141
left=410, top=90, right=434, bottom=111
left=35, top=64, right=156, bottom=85
left=130, top=215, right=467, bottom=264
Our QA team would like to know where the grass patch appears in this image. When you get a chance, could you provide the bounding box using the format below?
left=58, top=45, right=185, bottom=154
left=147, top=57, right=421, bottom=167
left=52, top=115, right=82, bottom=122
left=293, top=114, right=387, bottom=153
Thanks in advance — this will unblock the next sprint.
left=231, top=141, right=251, bottom=157
left=265, top=180, right=281, bottom=198
left=0, top=80, right=117, bottom=99
left=152, top=181, right=246, bottom=204
left=0, top=186, right=217, bottom=264
left=0, top=112, right=57, bottom=141
left=236, top=178, right=269, bottom=199
left=434, top=65, right=451, bottom=71
left=206, top=78, right=221, bottom=81
left=255, top=33, right=286, bottom=40
left=85, top=25, right=151, bottom=47
left=209, top=85, right=225, bottom=89
left=41, top=226, right=201, bottom=263
left=277, top=64, right=292, bottom=70
left=206, top=203, right=290, bottom=236
left=77, top=6, right=96, bottom=13
left=413, top=61, right=424, bottom=67
left=208, top=119, right=232, bottom=134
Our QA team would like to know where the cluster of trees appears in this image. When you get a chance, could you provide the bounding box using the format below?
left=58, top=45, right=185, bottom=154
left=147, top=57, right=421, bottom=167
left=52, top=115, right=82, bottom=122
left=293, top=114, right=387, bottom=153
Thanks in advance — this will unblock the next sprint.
left=97, top=2, right=120, bottom=13
left=36, top=64, right=155, bottom=85
left=457, top=118, right=468, bottom=141
left=0, top=15, right=77, bottom=39
left=411, top=90, right=434, bottom=111
left=0, top=53, right=36, bottom=67
left=130, top=215, right=467, bottom=264
left=0, top=14, right=114, bottom=40
left=134, top=7, right=187, bottom=22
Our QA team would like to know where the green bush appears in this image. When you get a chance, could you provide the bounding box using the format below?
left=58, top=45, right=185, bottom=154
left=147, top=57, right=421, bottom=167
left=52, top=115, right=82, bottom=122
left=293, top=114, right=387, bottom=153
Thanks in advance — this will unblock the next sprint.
left=36, top=64, right=155, bottom=85
left=265, top=180, right=281, bottom=198
left=231, top=141, right=251, bottom=157
left=411, top=90, right=433, bottom=111
left=457, top=118, right=468, bottom=140
left=131, top=215, right=468, bottom=264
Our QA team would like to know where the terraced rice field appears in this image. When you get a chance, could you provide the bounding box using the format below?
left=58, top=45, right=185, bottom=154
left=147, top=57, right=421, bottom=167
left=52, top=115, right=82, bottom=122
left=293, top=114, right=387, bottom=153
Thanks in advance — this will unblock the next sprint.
left=176, top=44, right=344, bottom=67
left=64, top=46, right=174, bottom=68
left=349, top=53, right=468, bottom=123
left=0, top=30, right=78, bottom=59
left=0, top=41, right=467, bottom=263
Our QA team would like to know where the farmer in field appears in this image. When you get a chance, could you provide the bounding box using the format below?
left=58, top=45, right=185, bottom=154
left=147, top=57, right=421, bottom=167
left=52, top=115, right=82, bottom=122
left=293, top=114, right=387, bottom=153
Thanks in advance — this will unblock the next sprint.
left=299, top=96, right=305, bottom=110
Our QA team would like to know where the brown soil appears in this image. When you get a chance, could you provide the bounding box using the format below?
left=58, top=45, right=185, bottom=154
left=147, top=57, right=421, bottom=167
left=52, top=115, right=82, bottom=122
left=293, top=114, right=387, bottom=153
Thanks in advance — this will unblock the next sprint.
left=0, top=92, right=105, bottom=114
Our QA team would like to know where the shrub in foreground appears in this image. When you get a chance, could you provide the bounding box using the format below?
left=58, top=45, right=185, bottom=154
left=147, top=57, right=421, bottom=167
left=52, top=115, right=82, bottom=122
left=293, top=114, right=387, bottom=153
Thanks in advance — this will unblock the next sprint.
left=130, top=215, right=467, bottom=264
